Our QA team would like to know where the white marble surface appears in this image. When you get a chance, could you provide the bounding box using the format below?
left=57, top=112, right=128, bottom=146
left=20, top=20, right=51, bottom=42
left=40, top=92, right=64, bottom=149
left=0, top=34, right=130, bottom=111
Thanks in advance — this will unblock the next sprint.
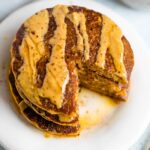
left=0, top=0, right=149, bottom=149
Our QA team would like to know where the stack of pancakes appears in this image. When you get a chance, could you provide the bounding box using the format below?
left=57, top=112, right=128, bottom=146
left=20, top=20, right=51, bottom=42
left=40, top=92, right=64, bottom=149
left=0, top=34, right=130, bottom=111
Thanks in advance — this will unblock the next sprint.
left=8, top=5, right=134, bottom=136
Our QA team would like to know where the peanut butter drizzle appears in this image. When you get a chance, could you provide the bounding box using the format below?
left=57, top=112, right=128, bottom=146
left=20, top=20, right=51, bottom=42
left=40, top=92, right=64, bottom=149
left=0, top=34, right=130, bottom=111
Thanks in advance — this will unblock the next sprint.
left=17, top=7, right=70, bottom=109
left=96, top=15, right=127, bottom=82
left=45, top=5, right=69, bottom=108
left=67, top=12, right=90, bottom=60
left=16, top=5, right=127, bottom=112
left=17, top=10, right=50, bottom=107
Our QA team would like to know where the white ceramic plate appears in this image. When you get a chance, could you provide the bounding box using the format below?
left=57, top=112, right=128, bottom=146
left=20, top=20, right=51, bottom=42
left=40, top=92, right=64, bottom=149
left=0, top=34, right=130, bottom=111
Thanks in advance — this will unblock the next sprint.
left=0, top=0, right=150, bottom=150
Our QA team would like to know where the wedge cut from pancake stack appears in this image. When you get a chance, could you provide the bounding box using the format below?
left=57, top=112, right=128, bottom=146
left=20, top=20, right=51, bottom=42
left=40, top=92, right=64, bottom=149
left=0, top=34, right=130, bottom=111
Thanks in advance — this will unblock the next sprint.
left=8, top=5, right=134, bottom=136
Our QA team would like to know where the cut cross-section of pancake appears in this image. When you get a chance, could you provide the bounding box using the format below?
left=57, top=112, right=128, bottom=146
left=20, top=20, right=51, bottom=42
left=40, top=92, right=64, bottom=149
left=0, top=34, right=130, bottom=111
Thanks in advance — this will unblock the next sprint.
left=9, top=5, right=134, bottom=136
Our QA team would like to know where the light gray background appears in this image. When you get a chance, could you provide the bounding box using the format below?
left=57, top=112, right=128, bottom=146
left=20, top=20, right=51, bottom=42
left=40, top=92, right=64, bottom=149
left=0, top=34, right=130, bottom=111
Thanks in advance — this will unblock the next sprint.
left=0, top=0, right=149, bottom=149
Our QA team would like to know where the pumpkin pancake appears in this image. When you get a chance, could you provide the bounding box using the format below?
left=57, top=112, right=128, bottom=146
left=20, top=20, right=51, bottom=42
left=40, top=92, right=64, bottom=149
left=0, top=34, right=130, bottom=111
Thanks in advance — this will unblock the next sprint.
left=9, top=5, right=134, bottom=136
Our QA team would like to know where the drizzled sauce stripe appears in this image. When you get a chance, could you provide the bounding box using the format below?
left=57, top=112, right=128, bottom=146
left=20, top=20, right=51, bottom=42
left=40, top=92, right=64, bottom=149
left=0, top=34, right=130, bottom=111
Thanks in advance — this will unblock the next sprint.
left=96, top=15, right=127, bottom=81
left=36, top=15, right=57, bottom=88
left=67, top=12, right=90, bottom=61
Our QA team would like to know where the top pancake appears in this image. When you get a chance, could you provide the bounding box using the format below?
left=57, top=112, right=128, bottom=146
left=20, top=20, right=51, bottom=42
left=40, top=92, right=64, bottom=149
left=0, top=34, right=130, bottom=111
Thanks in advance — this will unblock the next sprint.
left=10, top=5, right=134, bottom=116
